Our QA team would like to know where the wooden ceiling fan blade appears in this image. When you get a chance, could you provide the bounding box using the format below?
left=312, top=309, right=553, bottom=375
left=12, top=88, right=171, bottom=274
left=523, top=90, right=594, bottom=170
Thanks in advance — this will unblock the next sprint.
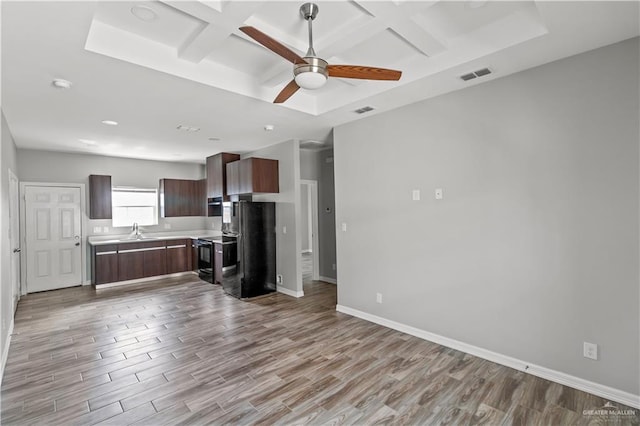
left=327, top=65, right=402, bottom=81
left=274, top=80, right=300, bottom=104
left=239, top=26, right=305, bottom=64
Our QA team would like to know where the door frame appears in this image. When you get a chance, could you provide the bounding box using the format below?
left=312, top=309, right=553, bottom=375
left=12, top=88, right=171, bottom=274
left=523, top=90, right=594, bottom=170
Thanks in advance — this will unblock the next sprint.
left=8, top=169, right=21, bottom=311
left=19, top=182, right=88, bottom=295
left=300, top=180, right=319, bottom=281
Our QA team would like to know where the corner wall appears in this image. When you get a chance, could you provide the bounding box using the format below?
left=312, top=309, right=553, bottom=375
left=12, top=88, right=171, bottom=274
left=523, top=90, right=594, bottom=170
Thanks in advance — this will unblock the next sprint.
left=334, top=38, right=639, bottom=398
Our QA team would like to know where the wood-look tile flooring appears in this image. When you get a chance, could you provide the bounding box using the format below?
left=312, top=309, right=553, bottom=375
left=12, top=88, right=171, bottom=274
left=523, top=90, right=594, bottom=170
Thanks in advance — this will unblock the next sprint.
left=2, top=272, right=638, bottom=425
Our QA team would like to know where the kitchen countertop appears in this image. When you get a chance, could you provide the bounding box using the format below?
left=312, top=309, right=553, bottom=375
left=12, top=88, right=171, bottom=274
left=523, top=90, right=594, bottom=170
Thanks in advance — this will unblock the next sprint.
left=87, top=229, right=223, bottom=246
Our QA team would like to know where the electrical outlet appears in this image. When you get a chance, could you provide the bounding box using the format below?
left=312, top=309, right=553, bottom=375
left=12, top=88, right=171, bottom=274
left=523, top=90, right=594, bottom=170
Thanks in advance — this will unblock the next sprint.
left=583, top=342, right=598, bottom=360
left=341, top=223, right=347, bottom=232
left=282, top=226, right=287, bottom=234
left=164, top=223, right=171, bottom=229
left=376, top=293, right=382, bottom=304
left=93, top=226, right=101, bottom=233
left=435, top=188, right=443, bottom=200
left=102, top=227, right=109, bottom=233
left=277, top=274, right=283, bottom=284
left=332, top=263, right=336, bottom=271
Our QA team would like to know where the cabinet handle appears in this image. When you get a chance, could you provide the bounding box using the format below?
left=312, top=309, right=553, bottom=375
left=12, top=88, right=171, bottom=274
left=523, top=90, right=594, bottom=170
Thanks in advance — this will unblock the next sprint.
left=167, top=245, right=187, bottom=249
left=118, top=247, right=166, bottom=254
left=216, top=250, right=223, bottom=254
left=96, top=251, right=117, bottom=255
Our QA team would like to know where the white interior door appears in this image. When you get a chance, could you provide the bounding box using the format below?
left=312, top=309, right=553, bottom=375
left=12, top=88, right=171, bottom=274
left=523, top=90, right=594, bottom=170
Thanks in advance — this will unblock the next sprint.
left=9, top=170, right=21, bottom=310
left=24, top=185, right=82, bottom=292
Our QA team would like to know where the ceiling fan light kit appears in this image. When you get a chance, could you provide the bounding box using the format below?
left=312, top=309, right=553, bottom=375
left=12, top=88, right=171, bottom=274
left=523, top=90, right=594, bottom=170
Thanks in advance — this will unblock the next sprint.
left=294, top=57, right=328, bottom=89
left=239, top=2, right=402, bottom=104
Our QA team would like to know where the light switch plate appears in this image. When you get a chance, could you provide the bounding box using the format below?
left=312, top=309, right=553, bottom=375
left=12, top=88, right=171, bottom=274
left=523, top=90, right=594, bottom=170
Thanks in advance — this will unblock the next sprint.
left=341, top=223, right=347, bottom=232
left=102, top=226, right=109, bottom=233
left=412, top=189, right=420, bottom=201
left=93, top=226, right=101, bottom=233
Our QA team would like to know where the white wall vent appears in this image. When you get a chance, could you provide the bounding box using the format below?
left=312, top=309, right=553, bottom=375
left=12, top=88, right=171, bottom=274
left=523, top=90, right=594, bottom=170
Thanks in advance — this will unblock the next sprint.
left=460, top=68, right=492, bottom=82
left=354, top=106, right=375, bottom=114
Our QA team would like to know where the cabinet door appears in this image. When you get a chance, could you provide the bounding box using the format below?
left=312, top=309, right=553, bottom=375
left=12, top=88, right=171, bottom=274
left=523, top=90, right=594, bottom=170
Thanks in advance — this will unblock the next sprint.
left=214, top=243, right=223, bottom=284
left=118, top=251, right=145, bottom=281
left=207, top=153, right=240, bottom=200
left=144, top=247, right=167, bottom=277
left=192, top=180, right=206, bottom=216
left=226, top=161, right=241, bottom=195
left=93, top=244, right=118, bottom=284
left=250, top=158, right=279, bottom=193
left=167, top=240, right=189, bottom=273
left=89, top=175, right=112, bottom=219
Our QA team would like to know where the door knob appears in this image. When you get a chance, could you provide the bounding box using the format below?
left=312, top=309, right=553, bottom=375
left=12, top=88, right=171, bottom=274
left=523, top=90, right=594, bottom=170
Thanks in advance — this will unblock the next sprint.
left=75, top=242, right=80, bottom=247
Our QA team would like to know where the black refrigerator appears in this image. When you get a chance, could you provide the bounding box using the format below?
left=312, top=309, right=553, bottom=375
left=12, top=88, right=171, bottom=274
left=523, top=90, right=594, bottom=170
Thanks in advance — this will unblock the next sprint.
left=221, top=201, right=276, bottom=299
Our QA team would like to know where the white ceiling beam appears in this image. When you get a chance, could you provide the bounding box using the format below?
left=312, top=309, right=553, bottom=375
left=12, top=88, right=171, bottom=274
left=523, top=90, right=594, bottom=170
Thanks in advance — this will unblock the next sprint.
left=164, top=1, right=261, bottom=63
left=352, top=0, right=446, bottom=57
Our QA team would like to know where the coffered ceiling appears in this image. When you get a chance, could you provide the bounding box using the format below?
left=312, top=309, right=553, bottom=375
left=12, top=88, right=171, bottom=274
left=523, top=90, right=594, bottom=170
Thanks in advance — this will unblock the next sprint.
left=1, top=1, right=638, bottom=163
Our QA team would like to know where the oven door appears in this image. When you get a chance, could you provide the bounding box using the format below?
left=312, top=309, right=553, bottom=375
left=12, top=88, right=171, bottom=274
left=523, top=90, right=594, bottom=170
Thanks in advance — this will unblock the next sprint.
left=196, top=239, right=214, bottom=282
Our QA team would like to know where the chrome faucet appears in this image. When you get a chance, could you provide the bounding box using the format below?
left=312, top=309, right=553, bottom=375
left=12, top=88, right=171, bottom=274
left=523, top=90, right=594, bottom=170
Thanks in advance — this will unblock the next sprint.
left=132, top=222, right=140, bottom=237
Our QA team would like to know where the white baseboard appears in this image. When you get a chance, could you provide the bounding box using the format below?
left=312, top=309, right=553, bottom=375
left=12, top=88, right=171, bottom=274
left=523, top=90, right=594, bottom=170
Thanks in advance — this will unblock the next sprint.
left=336, top=304, right=640, bottom=409
left=319, top=276, right=337, bottom=285
left=277, top=286, right=304, bottom=298
left=1, top=318, right=15, bottom=387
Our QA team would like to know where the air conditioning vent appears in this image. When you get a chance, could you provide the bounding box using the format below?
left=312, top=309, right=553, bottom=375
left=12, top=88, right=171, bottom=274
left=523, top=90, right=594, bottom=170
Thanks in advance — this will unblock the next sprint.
left=459, top=67, right=492, bottom=82
left=354, top=106, right=375, bottom=114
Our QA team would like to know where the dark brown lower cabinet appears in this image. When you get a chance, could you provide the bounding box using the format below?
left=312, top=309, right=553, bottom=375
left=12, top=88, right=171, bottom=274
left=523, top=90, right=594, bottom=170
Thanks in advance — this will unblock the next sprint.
left=118, top=251, right=145, bottom=281
left=167, top=239, right=190, bottom=274
left=93, top=244, right=119, bottom=284
left=93, top=239, right=197, bottom=285
left=143, top=246, right=167, bottom=277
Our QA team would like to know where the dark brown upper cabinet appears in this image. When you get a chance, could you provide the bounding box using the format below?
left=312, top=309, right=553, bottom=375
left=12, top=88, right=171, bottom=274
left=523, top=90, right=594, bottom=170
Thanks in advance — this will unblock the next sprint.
left=226, top=157, right=279, bottom=195
left=89, top=175, right=112, bottom=219
left=206, top=152, right=240, bottom=200
left=159, top=178, right=205, bottom=217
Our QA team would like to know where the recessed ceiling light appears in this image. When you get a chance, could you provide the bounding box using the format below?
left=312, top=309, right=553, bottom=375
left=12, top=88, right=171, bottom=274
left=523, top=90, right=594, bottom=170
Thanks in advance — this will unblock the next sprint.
left=131, top=5, right=158, bottom=22
left=208, top=137, right=221, bottom=141
left=264, top=124, right=275, bottom=131
left=176, top=125, right=200, bottom=132
left=101, top=120, right=118, bottom=126
left=52, top=78, right=72, bottom=89
left=78, top=138, right=98, bottom=146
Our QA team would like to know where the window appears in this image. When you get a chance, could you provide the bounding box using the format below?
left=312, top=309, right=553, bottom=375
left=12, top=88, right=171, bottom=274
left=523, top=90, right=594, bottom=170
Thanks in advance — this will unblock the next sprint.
left=111, top=187, right=158, bottom=227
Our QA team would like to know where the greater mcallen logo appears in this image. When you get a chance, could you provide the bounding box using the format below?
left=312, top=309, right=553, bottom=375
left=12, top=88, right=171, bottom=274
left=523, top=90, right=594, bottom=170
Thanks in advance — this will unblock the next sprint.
left=583, top=401, right=637, bottom=418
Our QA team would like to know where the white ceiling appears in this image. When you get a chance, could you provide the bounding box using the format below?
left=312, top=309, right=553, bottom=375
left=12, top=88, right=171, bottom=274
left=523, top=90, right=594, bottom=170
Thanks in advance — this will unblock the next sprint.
left=2, top=1, right=638, bottom=163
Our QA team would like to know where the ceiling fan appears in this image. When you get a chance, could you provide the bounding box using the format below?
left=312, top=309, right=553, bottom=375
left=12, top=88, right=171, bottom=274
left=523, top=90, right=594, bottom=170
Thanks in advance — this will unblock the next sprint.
left=240, top=2, right=402, bottom=104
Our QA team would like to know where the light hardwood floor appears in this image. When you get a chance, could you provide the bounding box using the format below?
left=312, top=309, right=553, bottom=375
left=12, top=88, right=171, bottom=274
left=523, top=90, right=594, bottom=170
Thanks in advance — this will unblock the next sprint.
left=1, top=272, right=637, bottom=425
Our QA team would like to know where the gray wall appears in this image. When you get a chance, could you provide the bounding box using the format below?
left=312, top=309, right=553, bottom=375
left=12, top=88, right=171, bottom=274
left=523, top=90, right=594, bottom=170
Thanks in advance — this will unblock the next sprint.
left=248, top=140, right=303, bottom=295
left=17, top=149, right=207, bottom=238
left=1, top=111, right=19, bottom=377
left=333, top=38, right=639, bottom=395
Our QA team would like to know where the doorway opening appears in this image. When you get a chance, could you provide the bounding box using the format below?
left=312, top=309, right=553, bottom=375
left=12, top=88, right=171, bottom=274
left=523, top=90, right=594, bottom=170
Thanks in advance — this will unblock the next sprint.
left=300, top=180, right=319, bottom=283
